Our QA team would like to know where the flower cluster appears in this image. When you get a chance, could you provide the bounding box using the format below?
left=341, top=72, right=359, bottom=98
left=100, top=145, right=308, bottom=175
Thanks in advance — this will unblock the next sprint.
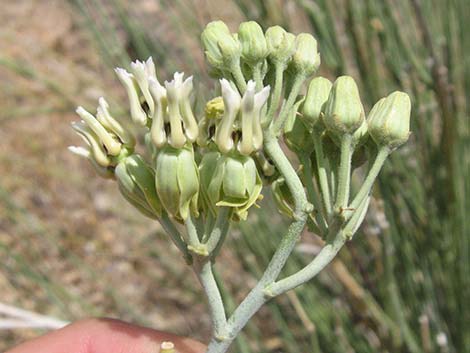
left=70, top=19, right=411, bottom=248
left=70, top=20, right=413, bottom=353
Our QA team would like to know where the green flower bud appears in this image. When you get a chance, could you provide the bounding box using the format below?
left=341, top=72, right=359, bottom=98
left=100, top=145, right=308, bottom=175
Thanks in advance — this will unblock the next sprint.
left=265, top=26, right=296, bottom=66
left=238, top=21, right=269, bottom=65
left=200, top=151, right=262, bottom=220
left=155, top=145, right=199, bottom=221
left=271, top=177, right=294, bottom=218
left=292, top=33, right=320, bottom=77
left=367, top=91, right=411, bottom=148
left=201, top=21, right=241, bottom=70
left=115, top=155, right=161, bottom=219
left=284, top=98, right=313, bottom=153
left=323, top=76, right=365, bottom=137
left=302, top=77, right=332, bottom=128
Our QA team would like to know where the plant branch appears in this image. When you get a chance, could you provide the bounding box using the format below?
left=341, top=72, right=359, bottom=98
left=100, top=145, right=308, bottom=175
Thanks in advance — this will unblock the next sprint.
left=206, top=134, right=310, bottom=353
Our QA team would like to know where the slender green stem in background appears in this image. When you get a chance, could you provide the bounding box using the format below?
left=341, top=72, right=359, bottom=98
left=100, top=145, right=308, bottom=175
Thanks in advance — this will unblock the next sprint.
left=206, top=134, right=310, bottom=353
left=312, top=133, right=333, bottom=218
left=273, top=74, right=305, bottom=134
left=160, top=213, right=192, bottom=264
left=300, top=153, right=328, bottom=235
left=348, top=146, right=390, bottom=217
left=263, top=63, right=284, bottom=126
left=196, top=260, right=228, bottom=339
left=206, top=207, right=231, bottom=255
left=335, top=134, right=353, bottom=212
left=230, top=62, right=247, bottom=93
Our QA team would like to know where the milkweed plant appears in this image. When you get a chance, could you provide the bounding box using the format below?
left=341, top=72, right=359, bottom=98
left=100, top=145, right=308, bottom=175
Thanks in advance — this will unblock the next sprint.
left=70, top=20, right=411, bottom=353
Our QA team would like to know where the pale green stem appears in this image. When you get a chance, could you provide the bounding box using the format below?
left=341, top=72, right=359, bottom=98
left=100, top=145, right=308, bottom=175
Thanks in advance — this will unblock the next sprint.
left=273, top=74, right=305, bottom=134
left=343, top=196, right=370, bottom=238
left=206, top=134, right=310, bottom=353
left=230, top=62, right=247, bottom=93
left=263, top=63, right=284, bottom=126
left=252, top=62, right=264, bottom=91
left=196, top=259, right=228, bottom=339
left=185, top=213, right=203, bottom=247
left=266, top=228, right=347, bottom=296
left=160, top=213, right=191, bottom=264
left=205, top=207, right=231, bottom=255
left=335, top=134, right=353, bottom=213
left=348, top=146, right=390, bottom=218
left=300, top=153, right=328, bottom=235
left=312, top=133, right=333, bottom=218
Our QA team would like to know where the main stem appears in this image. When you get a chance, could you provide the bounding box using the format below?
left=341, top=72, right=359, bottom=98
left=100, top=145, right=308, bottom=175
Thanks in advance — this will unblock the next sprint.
left=206, top=133, right=310, bottom=353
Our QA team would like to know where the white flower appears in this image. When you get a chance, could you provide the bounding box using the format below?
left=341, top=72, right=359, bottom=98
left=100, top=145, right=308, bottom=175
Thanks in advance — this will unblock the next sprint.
left=215, top=78, right=241, bottom=153
left=115, top=67, right=147, bottom=126
left=215, top=79, right=270, bottom=155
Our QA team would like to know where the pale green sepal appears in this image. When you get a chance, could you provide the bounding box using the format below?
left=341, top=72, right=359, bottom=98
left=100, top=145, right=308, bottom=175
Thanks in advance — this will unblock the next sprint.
left=323, top=76, right=365, bottom=137
left=291, top=33, right=320, bottom=77
left=265, top=26, right=296, bottom=66
left=124, top=155, right=162, bottom=217
left=302, top=77, right=332, bottom=128
left=238, top=21, right=269, bottom=65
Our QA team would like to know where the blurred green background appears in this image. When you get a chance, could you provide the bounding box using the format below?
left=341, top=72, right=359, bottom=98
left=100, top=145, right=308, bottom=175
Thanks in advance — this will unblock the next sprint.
left=0, top=0, right=468, bottom=352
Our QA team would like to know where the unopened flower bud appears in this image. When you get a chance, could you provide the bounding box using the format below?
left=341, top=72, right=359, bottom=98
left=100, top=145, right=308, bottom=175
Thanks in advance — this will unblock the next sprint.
left=323, top=76, right=365, bottom=137
left=115, top=68, right=147, bottom=126
left=265, top=26, right=296, bottom=66
left=367, top=91, right=411, bottom=148
left=238, top=21, right=269, bottom=65
left=292, top=33, right=320, bottom=77
left=155, top=145, right=199, bottom=220
left=302, top=77, right=332, bottom=128
left=200, top=151, right=262, bottom=220
left=115, top=155, right=161, bottom=219
left=201, top=21, right=241, bottom=70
